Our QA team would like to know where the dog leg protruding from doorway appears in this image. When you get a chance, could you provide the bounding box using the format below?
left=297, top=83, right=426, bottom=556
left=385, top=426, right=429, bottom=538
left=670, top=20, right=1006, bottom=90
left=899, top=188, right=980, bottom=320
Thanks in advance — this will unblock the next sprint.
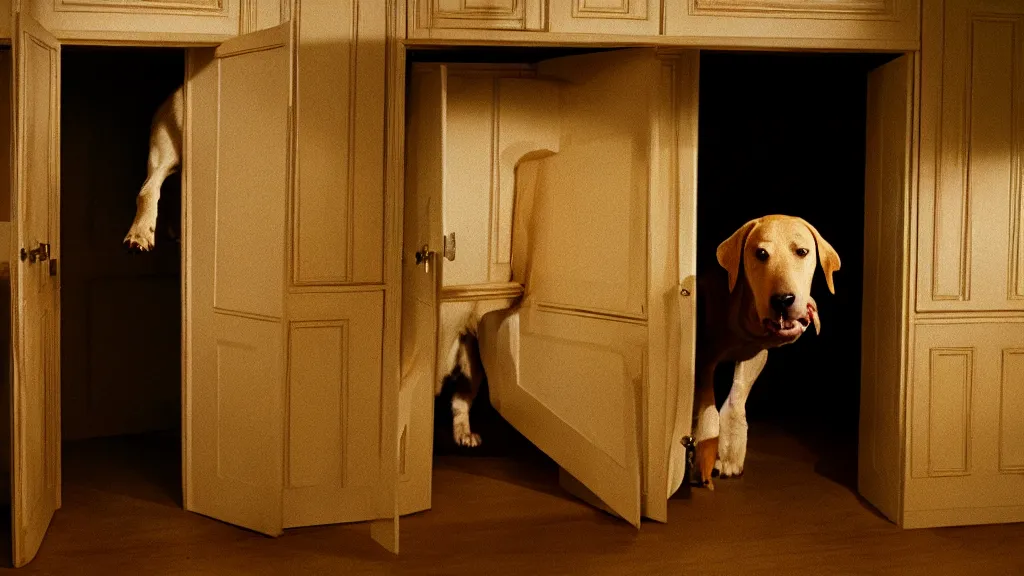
left=125, top=86, right=183, bottom=252
left=716, top=349, right=768, bottom=478
left=693, top=364, right=720, bottom=489
left=451, top=331, right=484, bottom=448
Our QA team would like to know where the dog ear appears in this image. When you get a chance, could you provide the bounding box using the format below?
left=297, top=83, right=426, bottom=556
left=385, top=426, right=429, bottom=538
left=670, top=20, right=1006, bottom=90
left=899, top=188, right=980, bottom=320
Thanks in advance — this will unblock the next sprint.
left=717, top=219, right=758, bottom=293
left=799, top=218, right=842, bottom=294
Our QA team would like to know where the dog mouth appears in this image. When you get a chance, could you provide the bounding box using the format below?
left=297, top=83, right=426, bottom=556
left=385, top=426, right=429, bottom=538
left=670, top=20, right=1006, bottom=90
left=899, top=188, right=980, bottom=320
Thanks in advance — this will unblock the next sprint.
left=762, top=306, right=813, bottom=338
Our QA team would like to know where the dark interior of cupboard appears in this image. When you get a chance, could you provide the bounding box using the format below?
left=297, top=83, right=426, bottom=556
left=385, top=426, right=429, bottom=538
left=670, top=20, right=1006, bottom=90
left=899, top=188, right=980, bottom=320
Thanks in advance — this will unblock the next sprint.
left=698, top=50, right=898, bottom=488
left=59, top=46, right=186, bottom=517
left=0, top=46, right=186, bottom=564
left=409, top=46, right=901, bottom=504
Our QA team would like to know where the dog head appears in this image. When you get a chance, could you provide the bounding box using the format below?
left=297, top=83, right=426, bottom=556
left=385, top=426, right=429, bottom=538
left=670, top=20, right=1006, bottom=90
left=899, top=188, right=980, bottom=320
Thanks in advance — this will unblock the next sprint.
left=716, top=215, right=840, bottom=340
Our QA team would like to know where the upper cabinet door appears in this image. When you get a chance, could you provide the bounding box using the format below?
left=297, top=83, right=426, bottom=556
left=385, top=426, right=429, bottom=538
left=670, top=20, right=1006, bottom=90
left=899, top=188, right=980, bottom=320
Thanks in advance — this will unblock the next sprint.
left=548, top=0, right=660, bottom=36
left=411, top=0, right=546, bottom=32
left=185, top=22, right=292, bottom=536
left=917, top=0, right=1024, bottom=312
left=21, top=0, right=284, bottom=42
left=663, top=0, right=919, bottom=50
left=10, top=12, right=61, bottom=568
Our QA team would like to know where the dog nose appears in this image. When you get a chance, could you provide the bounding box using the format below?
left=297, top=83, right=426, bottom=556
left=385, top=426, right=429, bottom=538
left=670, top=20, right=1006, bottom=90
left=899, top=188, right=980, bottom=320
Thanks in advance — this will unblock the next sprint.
left=770, top=293, right=796, bottom=313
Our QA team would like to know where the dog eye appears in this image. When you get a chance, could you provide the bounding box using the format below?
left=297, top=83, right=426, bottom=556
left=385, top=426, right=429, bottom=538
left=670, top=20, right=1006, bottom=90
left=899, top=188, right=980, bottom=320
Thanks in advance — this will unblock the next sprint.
left=795, top=248, right=809, bottom=257
left=754, top=248, right=769, bottom=262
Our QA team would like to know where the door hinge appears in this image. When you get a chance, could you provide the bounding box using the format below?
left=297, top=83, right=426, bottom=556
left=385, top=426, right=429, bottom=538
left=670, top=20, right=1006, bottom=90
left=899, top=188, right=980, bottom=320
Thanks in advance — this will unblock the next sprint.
left=442, top=231, right=455, bottom=262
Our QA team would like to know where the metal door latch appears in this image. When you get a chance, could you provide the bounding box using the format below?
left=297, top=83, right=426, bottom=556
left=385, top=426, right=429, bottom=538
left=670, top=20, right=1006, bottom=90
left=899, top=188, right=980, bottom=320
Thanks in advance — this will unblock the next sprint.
left=415, top=232, right=456, bottom=274
left=20, top=242, right=50, bottom=264
left=681, top=435, right=698, bottom=485
left=415, top=244, right=435, bottom=274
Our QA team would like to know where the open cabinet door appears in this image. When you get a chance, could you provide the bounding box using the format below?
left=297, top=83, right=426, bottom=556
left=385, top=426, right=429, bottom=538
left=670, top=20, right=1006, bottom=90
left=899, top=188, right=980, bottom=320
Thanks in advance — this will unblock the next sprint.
left=656, top=50, right=699, bottom=511
left=10, top=12, right=60, bottom=568
left=480, top=49, right=664, bottom=528
left=184, top=22, right=292, bottom=536
left=397, top=64, right=444, bottom=517
left=858, top=53, right=913, bottom=524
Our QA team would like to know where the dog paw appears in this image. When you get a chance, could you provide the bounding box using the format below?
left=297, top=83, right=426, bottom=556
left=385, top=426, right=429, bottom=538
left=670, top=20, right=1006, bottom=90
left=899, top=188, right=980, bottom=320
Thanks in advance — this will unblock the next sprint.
left=454, top=429, right=481, bottom=448
left=695, top=436, right=718, bottom=489
left=453, top=419, right=481, bottom=448
left=715, top=399, right=748, bottom=479
left=124, top=221, right=157, bottom=251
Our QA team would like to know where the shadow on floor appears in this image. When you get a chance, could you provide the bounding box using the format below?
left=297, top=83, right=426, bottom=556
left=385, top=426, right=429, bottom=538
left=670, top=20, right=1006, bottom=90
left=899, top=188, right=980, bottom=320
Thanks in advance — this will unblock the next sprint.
left=61, top=429, right=182, bottom=509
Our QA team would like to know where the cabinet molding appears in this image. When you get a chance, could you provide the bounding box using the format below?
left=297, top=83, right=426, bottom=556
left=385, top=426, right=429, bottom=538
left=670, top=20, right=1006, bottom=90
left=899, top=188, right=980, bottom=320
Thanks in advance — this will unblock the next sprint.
left=689, top=0, right=896, bottom=19
left=413, top=0, right=546, bottom=31
left=922, top=347, right=974, bottom=477
left=998, top=349, right=1024, bottom=473
left=572, top=0, right=646, bottom=19
left=53, top=0, right=224, bottom=15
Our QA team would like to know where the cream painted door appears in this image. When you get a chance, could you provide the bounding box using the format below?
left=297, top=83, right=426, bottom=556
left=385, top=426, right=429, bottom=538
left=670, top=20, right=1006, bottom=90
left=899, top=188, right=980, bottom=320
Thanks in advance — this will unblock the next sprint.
left=10, top=12, right=60, bottom=568
left=659, top=50, right=699, bottom=514
left=482, top=49, right=664, bottom=527
left=857, top=53, right=913, bottom=526
left=662, top=0, right=918, bottom=50
left=411, top=0, right=546, bottom=33
left=22, top=0, right=250, bottom=40
left=902, top=0, right=1024, bottom=529
left=397, top=63, right=445, bottom=517
left=917, top=0, right=1024, bottom=313
left=548, top=0, right=661, bottom=36
left=905, top=321, right=1024, bottom=528
left=184, top=22, right=292, bottom=536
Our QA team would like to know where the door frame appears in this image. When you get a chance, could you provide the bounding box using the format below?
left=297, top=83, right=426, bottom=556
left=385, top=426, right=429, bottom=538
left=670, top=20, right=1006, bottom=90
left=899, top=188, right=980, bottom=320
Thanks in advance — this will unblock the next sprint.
left=390, top=44, right=919, bottom=527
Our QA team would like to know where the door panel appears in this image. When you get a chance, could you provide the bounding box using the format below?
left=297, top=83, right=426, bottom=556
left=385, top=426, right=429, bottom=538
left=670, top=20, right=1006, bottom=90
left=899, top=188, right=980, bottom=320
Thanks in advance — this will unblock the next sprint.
left=858, top=53, right=913, bottom=525
left=481, top=49, right=661, bottom=527
left=413, top=0, right=546, bottom=32
left=663, top=0, right=918, bottom=50
left=185, top=22, right=291, bottom=536
left=549, top=0, right=660, bottom=36
left=24, top=0, right=243, bottom=40
left=905, top=321, right=1024, bottom=528
left=658, top=50, right=699, bottom=511
left=10, top=12, right=61, bottom=568
left=916, top=0, right=1024, bottom=312
left=397, top=63, right=444, bottom=516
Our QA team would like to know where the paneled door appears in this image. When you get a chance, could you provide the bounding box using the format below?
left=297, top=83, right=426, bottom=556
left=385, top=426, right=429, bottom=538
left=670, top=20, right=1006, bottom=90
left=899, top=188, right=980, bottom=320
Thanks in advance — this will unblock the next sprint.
left=10, top=11, right=61, bottom=568
left=397, top=63, right=445, bottom=517
left=185, top=21, right=293, bottom=536
left=480, top=49, right=664, bottom=527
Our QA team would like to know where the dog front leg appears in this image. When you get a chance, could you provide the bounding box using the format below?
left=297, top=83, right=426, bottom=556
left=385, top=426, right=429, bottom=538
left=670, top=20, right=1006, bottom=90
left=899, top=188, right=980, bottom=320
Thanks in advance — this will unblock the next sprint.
left=693, top=362, right=720, bottom=489
left=716, top=349, right=768, bottom=478
left=125, top=88, right=182, bottom=251
left=451, top=332, right=483, bottom=448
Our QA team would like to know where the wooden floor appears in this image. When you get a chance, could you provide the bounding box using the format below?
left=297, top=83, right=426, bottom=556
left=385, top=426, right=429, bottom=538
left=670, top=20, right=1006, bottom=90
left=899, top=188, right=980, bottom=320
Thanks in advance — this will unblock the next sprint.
left=2, top=424, right=1023, bottom=575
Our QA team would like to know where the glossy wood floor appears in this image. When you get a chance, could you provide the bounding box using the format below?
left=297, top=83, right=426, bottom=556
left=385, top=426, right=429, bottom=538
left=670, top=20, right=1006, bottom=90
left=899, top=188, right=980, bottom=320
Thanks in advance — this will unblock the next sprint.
left=2, top=419, right=1023, bottom=575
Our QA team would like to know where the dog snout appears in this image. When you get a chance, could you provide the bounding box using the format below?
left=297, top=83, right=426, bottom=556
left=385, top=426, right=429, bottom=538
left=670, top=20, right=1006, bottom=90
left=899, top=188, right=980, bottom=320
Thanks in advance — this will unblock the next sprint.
left=769, top=293, right=796, bottom=314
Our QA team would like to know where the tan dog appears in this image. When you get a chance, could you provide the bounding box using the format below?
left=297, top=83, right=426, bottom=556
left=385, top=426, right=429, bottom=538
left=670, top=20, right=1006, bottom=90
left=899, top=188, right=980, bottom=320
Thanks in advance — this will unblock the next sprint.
left=692, top=214, right=841, bottom=489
